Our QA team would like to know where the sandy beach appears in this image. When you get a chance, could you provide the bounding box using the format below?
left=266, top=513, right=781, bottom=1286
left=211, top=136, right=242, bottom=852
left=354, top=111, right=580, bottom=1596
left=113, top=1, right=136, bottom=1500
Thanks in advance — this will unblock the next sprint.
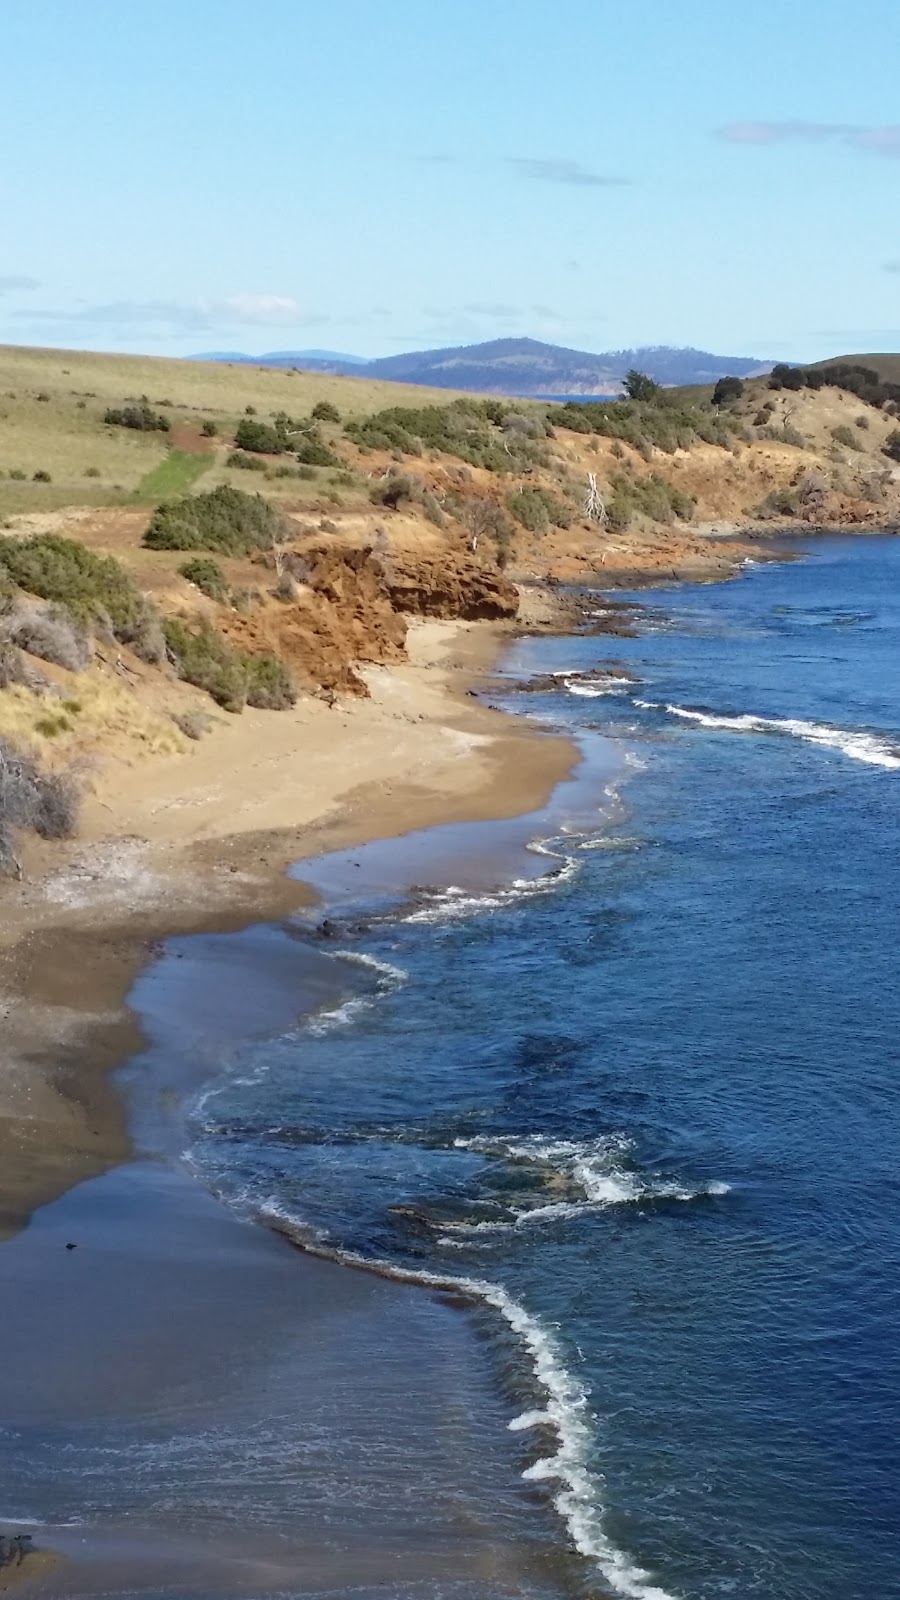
left=0, top=616, right=575, bottom=1234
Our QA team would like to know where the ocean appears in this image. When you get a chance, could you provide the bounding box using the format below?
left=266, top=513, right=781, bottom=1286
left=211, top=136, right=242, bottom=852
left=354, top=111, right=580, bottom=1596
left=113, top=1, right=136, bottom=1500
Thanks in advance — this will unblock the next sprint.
left=149, top=535, right=900, bottom=1598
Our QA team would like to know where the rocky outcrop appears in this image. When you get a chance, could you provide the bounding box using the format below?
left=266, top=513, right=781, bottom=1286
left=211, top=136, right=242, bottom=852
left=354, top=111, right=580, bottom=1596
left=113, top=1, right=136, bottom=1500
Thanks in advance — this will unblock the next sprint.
left=385, top=555, right=519, bottom=621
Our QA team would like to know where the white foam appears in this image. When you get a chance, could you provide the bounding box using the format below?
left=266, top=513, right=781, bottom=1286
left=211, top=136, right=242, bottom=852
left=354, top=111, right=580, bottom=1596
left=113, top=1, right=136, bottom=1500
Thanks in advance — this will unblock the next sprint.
left=260, top=1201, right=679, bottom=1600
left=404, top=841, right=580, bottom=924
left=643, top=702, right=900, bottom=770
left=305, top=996, right=375, bottom=1036
left=564, top=676, right=634, bottom=697
left=330, top=950, right=410, bottom=986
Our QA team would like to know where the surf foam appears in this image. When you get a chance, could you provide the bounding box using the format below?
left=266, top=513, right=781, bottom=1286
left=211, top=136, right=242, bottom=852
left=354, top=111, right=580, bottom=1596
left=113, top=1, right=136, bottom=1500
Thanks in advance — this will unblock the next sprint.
left=639, top=702, right=900, bottom=770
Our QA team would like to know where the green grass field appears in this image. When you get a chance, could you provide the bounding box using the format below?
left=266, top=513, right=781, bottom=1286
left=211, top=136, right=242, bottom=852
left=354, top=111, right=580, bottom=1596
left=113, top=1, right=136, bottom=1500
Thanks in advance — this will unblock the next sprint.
left=0, top=342, right=470, bottom=518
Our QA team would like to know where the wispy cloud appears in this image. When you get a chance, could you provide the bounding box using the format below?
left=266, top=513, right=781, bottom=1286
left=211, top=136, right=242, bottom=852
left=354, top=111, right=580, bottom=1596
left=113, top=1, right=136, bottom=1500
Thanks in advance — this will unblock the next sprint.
left=718, top=121, right=900, bottom=155
left=12, top=293, right=307, bottom=337
left=507, top=157, right=628, bottom=187
left=884, top=260, right=900, bottom=273
left=0, top=275, right=40, bottom=294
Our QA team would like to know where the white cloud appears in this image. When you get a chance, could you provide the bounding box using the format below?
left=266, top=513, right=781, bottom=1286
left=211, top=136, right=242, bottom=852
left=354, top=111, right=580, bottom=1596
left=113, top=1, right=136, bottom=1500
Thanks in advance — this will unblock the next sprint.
left=0, top=275, right=40, bottom=294
left=718, top=121, right=900, bottom=156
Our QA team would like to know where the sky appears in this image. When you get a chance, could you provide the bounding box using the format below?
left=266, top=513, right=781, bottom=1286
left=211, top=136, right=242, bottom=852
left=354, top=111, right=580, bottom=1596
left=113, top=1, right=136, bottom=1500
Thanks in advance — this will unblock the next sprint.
left=2, top=0, right=900, bottom=363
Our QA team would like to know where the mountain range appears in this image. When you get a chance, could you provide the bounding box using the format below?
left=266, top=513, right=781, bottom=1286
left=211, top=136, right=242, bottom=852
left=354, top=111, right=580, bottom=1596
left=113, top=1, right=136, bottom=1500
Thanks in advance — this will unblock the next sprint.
left=191, top=337, right=773, bottom=395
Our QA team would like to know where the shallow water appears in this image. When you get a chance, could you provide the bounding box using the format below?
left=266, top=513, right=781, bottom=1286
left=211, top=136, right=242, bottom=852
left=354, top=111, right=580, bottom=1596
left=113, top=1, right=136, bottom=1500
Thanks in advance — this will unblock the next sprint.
left=181, top=534, right=900, bottom=1600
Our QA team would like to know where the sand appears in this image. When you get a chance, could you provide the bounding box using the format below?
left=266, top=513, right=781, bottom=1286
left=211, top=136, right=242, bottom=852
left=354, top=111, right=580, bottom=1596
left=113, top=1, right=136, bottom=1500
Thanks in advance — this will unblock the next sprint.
left=0, top=618, right=576, bottom=1235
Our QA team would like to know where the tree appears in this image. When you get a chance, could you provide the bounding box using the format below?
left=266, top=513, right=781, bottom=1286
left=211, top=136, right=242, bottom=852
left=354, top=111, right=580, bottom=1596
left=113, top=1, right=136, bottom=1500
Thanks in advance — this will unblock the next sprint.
left=712, top=376, right=744, bottom=406
left=623, top=369, right=661, bottom=402
left=311, top=400, right=341, bottom=423
left=768, top=363, right=805, bottom=392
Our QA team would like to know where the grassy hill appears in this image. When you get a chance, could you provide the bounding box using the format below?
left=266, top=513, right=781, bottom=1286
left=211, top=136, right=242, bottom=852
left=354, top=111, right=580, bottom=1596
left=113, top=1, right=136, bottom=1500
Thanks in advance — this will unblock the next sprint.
left=807, top=353, right=900, bottom=384
left=0, top=344, right=468, bottom=518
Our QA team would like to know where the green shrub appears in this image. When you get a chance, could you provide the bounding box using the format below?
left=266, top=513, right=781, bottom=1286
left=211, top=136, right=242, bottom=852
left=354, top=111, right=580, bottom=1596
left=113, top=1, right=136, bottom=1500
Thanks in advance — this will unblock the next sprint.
left=713, top=376, right=745, bottom=406
left=883, top=429, right=900, bottom=462
left=506, top=485, right=571, bottom=533
left=292, top=435, right=340, bottom=467
left=244, top=652, right=296, bottom=709
left=32, top=469, right=52, bottom=483
left=163, top=617, right=295, bottom=712
left=546, top=396, right=735, bottom=454
left=34, top=714, right=71, bottom=737
left=606, top=471, right=695, bottom=532
left=163, top=618, right=248, bottom=712
left=228, top=450, right=269, bottom=471
left=84, top=466, right=101, bottom=478
left=234, top=417, right=282, bottom=454
left=311, top=400, right=341, bottom=423
left=831, top=424, right=860, bottom=450
left=346, top=401, right=536, bottom=472
left=104, top=403, right=170, bottom=433
left=754, top=487, right=798, bottom=518
left=369, top=471, right=422, bottom=509
left=0, top=534, right=163, bottom=660
left=6, top=603, right=92, bottom=670
left=623, top=369, right=662, bottom=401
left=178, top=557, right=229, bottom=601
left=8, top=469, right=26, bottom=481
left=144, top=485, right=288, bottom=556
left=855, top=414, right=870, bottom=430
left=200, top=419, right=218, bottom=437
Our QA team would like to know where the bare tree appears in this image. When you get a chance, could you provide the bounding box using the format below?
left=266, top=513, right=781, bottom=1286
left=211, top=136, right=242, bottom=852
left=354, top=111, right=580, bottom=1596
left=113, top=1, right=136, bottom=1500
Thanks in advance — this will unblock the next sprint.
left=583, top=472, right=608, bottom=525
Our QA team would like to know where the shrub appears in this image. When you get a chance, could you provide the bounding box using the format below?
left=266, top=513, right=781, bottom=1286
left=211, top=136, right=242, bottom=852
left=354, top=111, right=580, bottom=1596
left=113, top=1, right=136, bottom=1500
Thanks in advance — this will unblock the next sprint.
left=200, top=419, right=218, bottom=437
left=754, top=487, right=798, bottom=518
left=369, top=471, right=422, bottom=510
left=36, top=392, right=51, bottom=403
left=104, top=403, right=170, bottom=432
left=171, top=708, right=212, bottom=740
left=882, top=429, right=900, bottom=462
left=32, top=469, right=52, bottom=483
left=311, top=400, right=341, bottom=423
left=421, top=491, right=445, bottom=527
left=5, top=603, right=92, bottom=670
left=144, top=485, right=289, bottom=557
left=506, top=485, right=571, bottom=533
left=244, top=404, right=257, bottom=415
left=163, top=618, right=248, bottom=712
left=768, top=363, right=805, bottom=391
left=84, top=466, right=101, bottom=478
left=607, top=471, right=695, bottom=531
left=34, top=714, right=71, bottom=737
left=855, top=414, right=870, bottom=430
left=346, top=401, right=536, bottom=472
left=713, top=376, right=745, bottom=406
left=547, top=395, right=735, bottom=454
left=178, top=557, right=229, bottom=601
left=0, top=534, right=162, bottom=660
left=0, top=642, right=27, bottom=689
left=228, top=450, right=269, bottom=471
left=8, top=469, right=26, bottom=481
left=0, top=737, right=79, bottom=875
left=234, top=417, right=282, bottom=454
left=623, top=369, right=662, bottom=401
left=244, top=652, right=296, bottom=709
left=292, top=435, right=340, bottom=467
left=831, top=424, right=860, bottom=450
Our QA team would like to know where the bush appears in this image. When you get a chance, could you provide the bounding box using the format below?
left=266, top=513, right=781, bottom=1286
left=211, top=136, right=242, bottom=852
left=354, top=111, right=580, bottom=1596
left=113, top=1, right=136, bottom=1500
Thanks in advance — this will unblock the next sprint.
left=144, top=485, right=289, bottom=557
left=831, top=424, right=860, bottom=450
left=855, top=415, right=870, bottom=430
left=768, top=363, right=805, bottom=391
left=8, top=469, right=26, bottom=481
left=178, top=557, right=229, bottom=601
left=369, top=471, right=422, bottom=510
left=5, top=603, right=92, bottom=670
left=292, top=435, right=340, bottom=467
left=754, top=487, right=798, bottom=518
left=623, top=369, right=662, bottom=401
left=421, top=491, right=445, bottom=527
left=84, top=466, right=101, bottom=478
left=34, top=714, right=71, bottom=737
left=163, top=618, right=248, bottom=712
left=104, top=403, right=170, bottom=432
left=0, top=738, right=79, bottom=876
left=713, top=376, right=744, bottom=406
left=547, top=395, right=736, bottom=454
left=234, top=417, right=283, bottom=454
left=163, top=617, right=296, bottom=713
left=346, top=400, right=538, bottom=472
left=171, top=708, right=212, bottom=740
left=200, top=419, right=218, bottom=437
left=228, top=450, right=269, bottom=472
left=883, top=430, right=900, bottom=462
left=32, top=469, right=52, bottom=483
left=311, top=400, right=341, bottom=423
left=607, top=471, right=695, bottom=531
left=244, top=652, right=296, bottom=709
left=506, top=485, right=571, bottom=533
left=0, top=534, right=163, bottom=661
left=0, top=642, right=27, bottom=689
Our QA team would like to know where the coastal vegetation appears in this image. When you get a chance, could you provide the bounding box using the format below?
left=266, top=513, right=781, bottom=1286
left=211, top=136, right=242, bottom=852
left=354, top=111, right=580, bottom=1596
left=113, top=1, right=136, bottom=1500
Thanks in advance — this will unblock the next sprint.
left=162, top=618, right=296, bottom=713
left=0, top=737, right=79, bottom=877
left=0, top=533, right=164, bottom=660
left=144, top=486, right=288, bottom=556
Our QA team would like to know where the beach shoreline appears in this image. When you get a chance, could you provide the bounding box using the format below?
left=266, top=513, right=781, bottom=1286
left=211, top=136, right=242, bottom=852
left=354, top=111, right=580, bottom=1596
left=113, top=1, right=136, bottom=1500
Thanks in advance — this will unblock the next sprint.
left=0, top=616, right=578, bottom=1237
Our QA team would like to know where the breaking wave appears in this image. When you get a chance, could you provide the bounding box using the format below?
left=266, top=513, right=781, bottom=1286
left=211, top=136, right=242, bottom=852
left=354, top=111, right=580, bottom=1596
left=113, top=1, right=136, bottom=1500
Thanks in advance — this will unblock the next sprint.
left=638, top=702, right=900, bottom=770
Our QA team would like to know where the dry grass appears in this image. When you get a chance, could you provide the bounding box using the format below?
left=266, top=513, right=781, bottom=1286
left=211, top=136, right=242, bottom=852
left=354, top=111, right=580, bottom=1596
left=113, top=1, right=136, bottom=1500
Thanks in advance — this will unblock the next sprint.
left=0, top=343, right=469, bottom=519
left=0, top=669, right=190, bottom=765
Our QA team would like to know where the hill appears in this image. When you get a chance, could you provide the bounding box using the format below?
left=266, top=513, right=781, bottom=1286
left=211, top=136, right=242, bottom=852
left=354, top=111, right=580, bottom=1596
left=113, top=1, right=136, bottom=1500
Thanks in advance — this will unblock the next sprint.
left=195, top=338, right=773, bottom=395
left=807, top=353, right=900, bottom=385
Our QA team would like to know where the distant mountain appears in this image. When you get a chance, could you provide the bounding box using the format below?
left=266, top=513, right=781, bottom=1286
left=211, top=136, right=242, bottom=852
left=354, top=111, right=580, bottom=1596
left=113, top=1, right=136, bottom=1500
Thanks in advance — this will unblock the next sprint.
left=191, top=348, right=365, bottom=366
left=192, top=337, right=772, bottom=395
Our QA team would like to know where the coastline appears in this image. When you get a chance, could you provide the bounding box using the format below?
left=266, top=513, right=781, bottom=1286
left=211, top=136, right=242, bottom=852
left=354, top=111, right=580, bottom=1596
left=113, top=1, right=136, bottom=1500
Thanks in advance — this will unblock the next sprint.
left=0, top=616, right=577, bottom=1237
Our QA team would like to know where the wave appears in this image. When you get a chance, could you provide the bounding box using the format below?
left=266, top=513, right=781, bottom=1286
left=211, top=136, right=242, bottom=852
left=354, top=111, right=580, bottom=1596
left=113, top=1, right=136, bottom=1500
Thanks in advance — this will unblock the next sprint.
left=404, top=840, right=580, bottom=924
left=639, top=701, right=900, bottom=770
left=564, top=676, right=635, bottom=698
left=449, top=1134, right=729, bottom=1230
left=260, top=1202, right=679, bottom=1600
left=303, top=950, right=410, bottom=1034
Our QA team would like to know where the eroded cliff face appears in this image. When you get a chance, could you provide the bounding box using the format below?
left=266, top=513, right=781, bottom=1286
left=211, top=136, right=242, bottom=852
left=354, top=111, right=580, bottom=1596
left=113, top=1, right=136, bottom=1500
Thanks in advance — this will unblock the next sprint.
left=385, top=555, right=519, bottom=621
left=218, top=542, right=519, bottom=696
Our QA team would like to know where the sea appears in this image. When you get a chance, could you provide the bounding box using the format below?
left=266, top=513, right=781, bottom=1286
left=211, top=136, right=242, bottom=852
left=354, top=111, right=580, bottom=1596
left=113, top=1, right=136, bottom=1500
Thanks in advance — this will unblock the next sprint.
left=161, top=535, right=899, bottom=1599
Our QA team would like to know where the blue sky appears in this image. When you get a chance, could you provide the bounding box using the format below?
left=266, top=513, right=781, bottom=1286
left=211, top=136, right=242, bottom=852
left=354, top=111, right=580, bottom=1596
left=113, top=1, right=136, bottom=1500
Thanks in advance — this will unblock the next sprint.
left=2, top=0, right=899, bottom=362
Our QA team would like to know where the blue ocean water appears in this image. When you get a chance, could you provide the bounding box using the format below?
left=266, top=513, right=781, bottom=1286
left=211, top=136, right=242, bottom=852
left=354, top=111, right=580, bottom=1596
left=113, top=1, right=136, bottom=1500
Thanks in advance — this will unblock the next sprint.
left=188, top=535, right=900, bottom=1600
